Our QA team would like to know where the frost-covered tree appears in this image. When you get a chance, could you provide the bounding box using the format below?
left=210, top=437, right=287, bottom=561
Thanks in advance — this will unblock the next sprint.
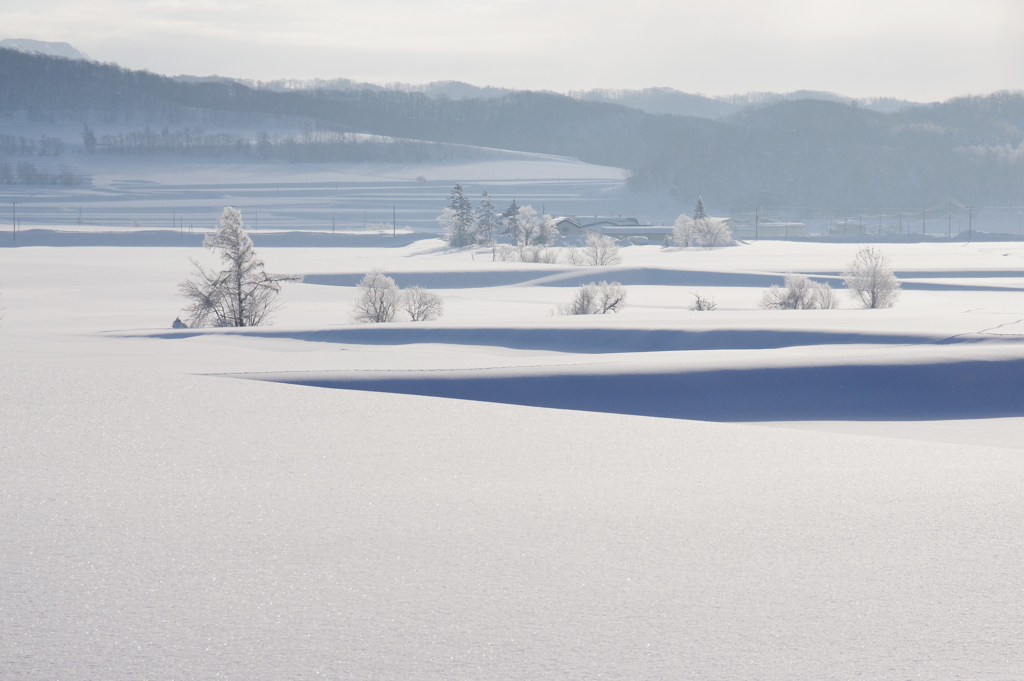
left=353, top=270, right=401, bottom=323
left=673, top=215, right=697, bottom=247
left=695, top=218, right=733, bottom=247
left=520, top=246, right=560, bottom=263
left=843, top=247, right=901, bottom=309
left=693, top=197, right=707, bottom=221
left=402, top=285, right=444, bottom=321
left=533, top=214, right=558, bottom=246
left=759, top=274, right=838, bottom=310
left=178, top=207, right=299, bottom=327
left=584, top=232, right=622, bottom=266
left=558, top=281, right=627, bottom=315
left=501, top=199, right=521, bottom=241
left=674, top=214, right=733, bottom=248
left=515, top=205, right=544, bottom=247
left=439, top=183, right=475, bottom=247
left=473, top=190, right=498, bottom=244
left=562, top=245, right=585, bottom=265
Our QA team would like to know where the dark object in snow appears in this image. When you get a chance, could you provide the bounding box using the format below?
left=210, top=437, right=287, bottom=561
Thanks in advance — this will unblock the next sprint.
left=172, top=317, right=188, bottom=329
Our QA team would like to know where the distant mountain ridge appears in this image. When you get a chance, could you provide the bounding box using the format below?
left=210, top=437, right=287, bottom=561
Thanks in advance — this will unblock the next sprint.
left=0, top=38, right=92, bottom=61
left=173, top=75, right=923, bottom=119
left=3, top=38, right=921, bottom=119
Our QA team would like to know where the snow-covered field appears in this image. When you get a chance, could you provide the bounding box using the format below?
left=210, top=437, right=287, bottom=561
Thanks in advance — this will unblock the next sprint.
left=0, top=152, right=678, bottom=234
left=3, top=235, right=1024, bottom=679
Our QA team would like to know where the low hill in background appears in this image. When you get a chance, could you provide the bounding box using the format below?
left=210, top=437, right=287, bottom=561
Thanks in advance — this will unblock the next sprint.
left=3, top=47, right=1024, bottom=214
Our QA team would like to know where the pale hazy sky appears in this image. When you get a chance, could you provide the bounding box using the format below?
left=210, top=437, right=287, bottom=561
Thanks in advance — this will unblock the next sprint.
left=3, top=0, right=1022, bottom=100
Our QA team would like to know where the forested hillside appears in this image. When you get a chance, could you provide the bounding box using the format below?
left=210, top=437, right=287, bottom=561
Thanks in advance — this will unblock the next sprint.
left=3, top=47, right=1024, bottom=212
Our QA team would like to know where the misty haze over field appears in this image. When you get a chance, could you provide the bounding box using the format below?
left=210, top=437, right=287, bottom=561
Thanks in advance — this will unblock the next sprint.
left=5, top=40, right=1024, bottom=225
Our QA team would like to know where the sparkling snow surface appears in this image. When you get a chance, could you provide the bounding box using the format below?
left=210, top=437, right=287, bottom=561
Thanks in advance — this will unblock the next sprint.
left=2, top=237, right=1024, bottom=679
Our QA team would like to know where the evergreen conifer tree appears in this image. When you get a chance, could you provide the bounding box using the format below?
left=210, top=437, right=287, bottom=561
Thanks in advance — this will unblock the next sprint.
left=474, top=190, right=498, bottom=244
left=501, top=199, right=521, bottom=242
left=444, top=184, right=474, bottom=247
left=693, top=197, right=707, bottom=221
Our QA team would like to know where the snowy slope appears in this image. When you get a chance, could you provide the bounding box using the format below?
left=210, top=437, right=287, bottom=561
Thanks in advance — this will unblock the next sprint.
left=3, top=361, right=1023, bottom=680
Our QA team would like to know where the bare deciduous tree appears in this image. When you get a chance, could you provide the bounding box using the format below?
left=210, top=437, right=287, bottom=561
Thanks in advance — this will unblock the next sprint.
left=520, top=246, right=560, bottom=264
left=402, top=285, right=444, bottom=321
left=759, top=274, right=838, bottom=310
left=558, top=281, right=627, bottom=315
left=561, top=245, right=585, bottom=265
left=584, top=232, right=621, bottom=266
left=178, top=206, right=299, bottom=327
left=689, top=292, right=717, bottom=311
left=353, top=269, right=400, bottom=323
left=843, top=247, right=901, bottom=308
left=492, top=244, right=518, bottom=262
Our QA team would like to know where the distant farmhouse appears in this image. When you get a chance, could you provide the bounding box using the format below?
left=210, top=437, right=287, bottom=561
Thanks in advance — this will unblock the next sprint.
left=552, top=216, right=673, bottom=242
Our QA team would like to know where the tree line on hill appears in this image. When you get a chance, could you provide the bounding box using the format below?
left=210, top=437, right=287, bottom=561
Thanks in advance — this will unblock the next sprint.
left=0, top=158, right=84, bottom=185
left=4, top=47, right=1024, bottom=211
left=80, top=126, right=512, bottom=163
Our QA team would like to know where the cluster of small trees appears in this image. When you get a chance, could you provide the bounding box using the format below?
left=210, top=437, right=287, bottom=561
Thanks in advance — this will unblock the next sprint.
left=759, top=274, right=839, bottom=310
left=178, top=208, right=447, bottom=328
left=758, top=247, right=900, bottom=310
left=438, top=184, right=625, bottom=266
left=93, top=127, right=250, bottom=157
left=438, top=185, right=566, bottom=249
left=439, top=185, right=555, bottom=248
left=352, top=270, right=444, bottom=323
left=0, top=134, right=64, bottom=156
left=558, top=281, right=627, bottom=315
left=493, top=232, right=622, bottom=266
left=0, top=158, right=83, bottom=186
left=672, top=198, right=734, bottom=248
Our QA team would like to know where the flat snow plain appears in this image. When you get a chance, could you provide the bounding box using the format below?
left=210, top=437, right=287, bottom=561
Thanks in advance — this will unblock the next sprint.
left=2, top=235, right=1024, bottom=679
